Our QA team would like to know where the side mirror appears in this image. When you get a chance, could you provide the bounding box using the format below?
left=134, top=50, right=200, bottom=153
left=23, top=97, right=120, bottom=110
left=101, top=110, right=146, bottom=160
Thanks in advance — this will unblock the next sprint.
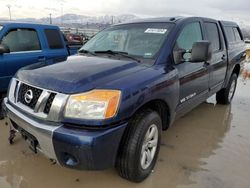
left=191, top=41, right=212, bottom=62
left=0, top=44, right=10, bottom=55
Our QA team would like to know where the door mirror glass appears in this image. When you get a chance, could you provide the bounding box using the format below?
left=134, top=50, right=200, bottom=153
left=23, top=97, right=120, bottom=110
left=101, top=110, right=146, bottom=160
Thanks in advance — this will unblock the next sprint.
left=0, top=44, right=10, bottom=55
left=191, top=41, right=212, bottom=62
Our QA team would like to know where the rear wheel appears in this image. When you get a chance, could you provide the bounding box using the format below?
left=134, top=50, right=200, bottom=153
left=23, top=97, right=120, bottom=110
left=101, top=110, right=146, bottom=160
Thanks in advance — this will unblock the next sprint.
left=216, top=74, right=238, bottom=104
left=0, top=94, right=5, bottom=120
left=116, top=109, right=162, bottom=182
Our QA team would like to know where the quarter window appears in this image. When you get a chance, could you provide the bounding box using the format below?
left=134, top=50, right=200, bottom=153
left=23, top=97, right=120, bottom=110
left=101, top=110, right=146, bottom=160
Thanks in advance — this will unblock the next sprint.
left=1, top=28, right=41, bottom=52
left=204, top=22, right=221, bottom=52
left=45, top=29, right=64, bottom=49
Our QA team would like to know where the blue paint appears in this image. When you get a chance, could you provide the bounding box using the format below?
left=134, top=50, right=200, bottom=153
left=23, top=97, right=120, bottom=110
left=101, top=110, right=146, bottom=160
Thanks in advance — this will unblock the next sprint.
left=0, top=22, right=79, bottom=93
left=5, top=17, right=246, bottom=171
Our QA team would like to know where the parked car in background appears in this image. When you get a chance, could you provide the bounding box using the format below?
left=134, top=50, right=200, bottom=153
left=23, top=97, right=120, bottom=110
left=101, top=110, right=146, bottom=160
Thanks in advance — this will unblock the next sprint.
left=0, top=22, right=81, bottom=118
left=3, top=17, right=246, bottom=182
left=64, top=33, right=83, bottom=45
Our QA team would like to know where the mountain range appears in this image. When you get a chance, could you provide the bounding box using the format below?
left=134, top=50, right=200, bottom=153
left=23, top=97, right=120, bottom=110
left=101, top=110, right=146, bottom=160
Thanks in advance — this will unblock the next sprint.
left=1, top=13, right=250, bottom=38
left=0, top=14, right=138, bottom=27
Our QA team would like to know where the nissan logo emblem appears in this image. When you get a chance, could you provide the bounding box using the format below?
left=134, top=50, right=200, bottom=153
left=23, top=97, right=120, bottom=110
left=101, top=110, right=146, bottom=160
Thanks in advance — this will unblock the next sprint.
left=24, top=89, right=33, bottom=104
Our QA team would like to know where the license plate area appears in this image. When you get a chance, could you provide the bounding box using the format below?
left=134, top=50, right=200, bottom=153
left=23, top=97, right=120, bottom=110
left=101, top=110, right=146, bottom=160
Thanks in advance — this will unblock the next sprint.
left=12, top=122, right=39, bottom=153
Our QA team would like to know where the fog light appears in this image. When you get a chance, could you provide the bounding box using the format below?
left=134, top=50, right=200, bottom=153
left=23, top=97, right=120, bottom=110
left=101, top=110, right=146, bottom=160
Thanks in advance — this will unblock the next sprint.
left=63, top=153, right=78, bottom=166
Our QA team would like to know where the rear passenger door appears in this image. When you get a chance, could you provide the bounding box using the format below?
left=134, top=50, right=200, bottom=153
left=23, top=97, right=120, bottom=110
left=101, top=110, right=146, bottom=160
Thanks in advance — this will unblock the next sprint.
left=43, top=29, right=69, bottom=64
left=204, top=21, right=227, bottom=91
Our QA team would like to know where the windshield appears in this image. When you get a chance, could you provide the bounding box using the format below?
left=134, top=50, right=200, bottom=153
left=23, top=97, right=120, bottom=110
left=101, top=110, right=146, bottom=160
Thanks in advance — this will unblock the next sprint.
left=81, top=23, right=174, bottom=60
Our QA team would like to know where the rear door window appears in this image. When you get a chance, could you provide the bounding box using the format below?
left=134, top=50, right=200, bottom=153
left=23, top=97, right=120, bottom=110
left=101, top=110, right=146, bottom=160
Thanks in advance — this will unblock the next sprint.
left=0, top=28, right=41, bottom=52
left=233, top=27, right=242, bottom=41
left=45, top=29, right=64, bottom=49
left=204, top=22, right=221, bottom=52
left=224, top=27, right=236, bottom=43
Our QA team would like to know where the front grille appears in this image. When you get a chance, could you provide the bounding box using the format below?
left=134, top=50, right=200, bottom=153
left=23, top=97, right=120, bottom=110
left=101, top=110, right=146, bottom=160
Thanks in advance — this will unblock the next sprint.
left=18, top=83, right=43, bottom=109
left=44, top=93, right=56, bottom=114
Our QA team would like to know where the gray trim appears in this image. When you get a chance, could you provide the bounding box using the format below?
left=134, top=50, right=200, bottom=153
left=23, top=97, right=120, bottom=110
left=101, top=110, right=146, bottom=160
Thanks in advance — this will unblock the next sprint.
left=4, top=98, right=61, bottom=161
left=34, top=91, right=50, bottom=113
left=9, top=50, right=42, bottom=54
left=8, top=78, right=69, bottom=122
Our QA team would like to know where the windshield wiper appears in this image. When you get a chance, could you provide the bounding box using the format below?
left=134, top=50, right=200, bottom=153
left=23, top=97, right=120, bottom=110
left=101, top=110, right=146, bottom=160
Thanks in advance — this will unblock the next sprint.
left=78, top=49, right=96, bottom=56
left=94, top=50, right=141, bottom=63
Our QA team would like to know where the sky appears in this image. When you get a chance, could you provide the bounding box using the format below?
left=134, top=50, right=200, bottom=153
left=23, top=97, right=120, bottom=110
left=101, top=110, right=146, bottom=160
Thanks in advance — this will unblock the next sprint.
left=0, top=0, right=250, bottom=25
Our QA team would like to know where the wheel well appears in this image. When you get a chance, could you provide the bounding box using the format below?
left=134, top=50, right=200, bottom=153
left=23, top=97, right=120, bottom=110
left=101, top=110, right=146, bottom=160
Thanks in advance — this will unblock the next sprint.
left=133, top=100, right=170, bottom=130
left=232, top=64, right=241, bottom=77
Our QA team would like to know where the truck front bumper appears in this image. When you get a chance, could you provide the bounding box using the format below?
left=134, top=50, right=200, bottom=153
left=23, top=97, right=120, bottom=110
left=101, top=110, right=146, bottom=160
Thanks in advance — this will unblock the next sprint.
left=3, top=98, right=127, bottom=170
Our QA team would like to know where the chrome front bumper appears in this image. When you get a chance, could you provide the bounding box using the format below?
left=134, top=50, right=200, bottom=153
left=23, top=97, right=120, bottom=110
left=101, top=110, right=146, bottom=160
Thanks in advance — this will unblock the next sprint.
left=3, top=98, right=61, bottom=161
left=4, top=98, right=127, bottom=170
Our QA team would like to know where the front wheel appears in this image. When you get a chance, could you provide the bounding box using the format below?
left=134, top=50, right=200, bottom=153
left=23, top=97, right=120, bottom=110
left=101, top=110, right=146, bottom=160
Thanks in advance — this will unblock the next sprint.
left=216, top=74, right=238, bottom=104
left=116, top=109, right=162, bottom=182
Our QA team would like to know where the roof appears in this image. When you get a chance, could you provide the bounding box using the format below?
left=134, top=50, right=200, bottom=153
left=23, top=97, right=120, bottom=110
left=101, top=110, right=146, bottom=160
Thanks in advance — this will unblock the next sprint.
left=219, top=20, right=239, bottom=27
left=116, top=17, right=184, bottom=25
left=116, top=16, right=237, bottom=26
left=0, top=22, right=59, bottom=29
left=127, top=17, right=184, bottom=23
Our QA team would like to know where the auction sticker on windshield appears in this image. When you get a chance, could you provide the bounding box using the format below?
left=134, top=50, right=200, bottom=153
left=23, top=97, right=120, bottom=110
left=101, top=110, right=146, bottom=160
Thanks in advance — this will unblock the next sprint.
left=145, top=28, right=167, bottom=34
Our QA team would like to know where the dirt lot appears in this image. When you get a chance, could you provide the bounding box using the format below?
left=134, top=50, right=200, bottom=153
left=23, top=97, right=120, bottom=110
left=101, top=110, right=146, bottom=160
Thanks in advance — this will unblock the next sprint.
left=0, top=73, right=250, bottom=188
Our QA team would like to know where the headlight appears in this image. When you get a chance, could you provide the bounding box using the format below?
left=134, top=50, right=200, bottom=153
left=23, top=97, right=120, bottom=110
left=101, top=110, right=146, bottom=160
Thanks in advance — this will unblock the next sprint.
left=64, top=90, right=121, bottom=120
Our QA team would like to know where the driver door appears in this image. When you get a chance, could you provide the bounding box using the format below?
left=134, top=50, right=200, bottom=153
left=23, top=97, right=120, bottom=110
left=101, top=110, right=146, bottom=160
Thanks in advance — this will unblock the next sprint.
left=174, top=21, right=209, bottom=115
left=0, top=28, right=45, bottom=92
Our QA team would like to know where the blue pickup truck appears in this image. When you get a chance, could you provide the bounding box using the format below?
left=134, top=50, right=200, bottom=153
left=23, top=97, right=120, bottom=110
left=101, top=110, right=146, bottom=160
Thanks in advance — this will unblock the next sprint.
left=0, top=22, right=79, bottom=113
left=3, top=17, right=246, bottom=182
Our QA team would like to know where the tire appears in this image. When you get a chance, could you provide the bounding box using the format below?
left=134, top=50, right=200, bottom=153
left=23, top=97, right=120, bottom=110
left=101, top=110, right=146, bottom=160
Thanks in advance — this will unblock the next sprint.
left=116, top=109, right=162, bottom=182
left=0, top=98, right=4, bottom=120
left=216, top=74, right=238, bottom=104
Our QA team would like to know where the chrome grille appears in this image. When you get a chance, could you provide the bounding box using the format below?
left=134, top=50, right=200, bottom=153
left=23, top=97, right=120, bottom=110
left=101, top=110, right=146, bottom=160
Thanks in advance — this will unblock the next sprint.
left=15, top=82, right=57, bottom=116
left=18, top=83, right=43, bottom=109
left=44, top=93, right=56, bottom=114
left=8, top=79, right=69, bottom=122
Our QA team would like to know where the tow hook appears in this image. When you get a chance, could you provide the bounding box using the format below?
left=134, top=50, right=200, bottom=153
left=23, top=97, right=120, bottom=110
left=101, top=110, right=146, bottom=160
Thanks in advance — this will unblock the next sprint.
left=8, top=129, right=16, bottom=145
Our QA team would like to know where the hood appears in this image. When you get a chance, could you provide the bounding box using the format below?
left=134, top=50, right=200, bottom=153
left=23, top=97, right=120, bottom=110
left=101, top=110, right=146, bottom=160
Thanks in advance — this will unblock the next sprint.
left=16, top=55, right=149, bottom=94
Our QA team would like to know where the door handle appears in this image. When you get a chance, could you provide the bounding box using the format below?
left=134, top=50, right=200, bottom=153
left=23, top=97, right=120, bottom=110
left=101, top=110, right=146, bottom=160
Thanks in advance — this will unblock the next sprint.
left=203, top=61, right=210, bottom=67
left=221, top=54, right=226, bottom=60
left=38, top=56, right=46, bottom=62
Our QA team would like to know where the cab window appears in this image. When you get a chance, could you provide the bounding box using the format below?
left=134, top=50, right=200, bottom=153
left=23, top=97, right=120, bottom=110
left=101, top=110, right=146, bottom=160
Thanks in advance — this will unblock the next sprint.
left=175, top=22, right=202, bottom=51
left=233, top=27, right=242, bottom=42
left=0, top=28, right=41, bottom=52
left=45, top=29, right=64, bottom=49
left=174, top=22, right=202, bottom=63
left=204, top=22, right=221, bottom=52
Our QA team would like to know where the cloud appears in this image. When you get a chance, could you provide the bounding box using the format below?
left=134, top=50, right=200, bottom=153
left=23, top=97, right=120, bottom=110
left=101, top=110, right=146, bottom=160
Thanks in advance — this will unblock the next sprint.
left=0, top=0, right=249, bottom=26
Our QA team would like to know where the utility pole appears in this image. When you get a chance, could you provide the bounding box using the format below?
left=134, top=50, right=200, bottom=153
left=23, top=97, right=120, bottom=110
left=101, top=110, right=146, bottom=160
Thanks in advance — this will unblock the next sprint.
left=111, top=16, right=114, bottom=25
left=61, top=3, right=63, bottom=26
left=49, top=13, right=52, bottom=24
left=7, top=5, right=11, bottom=21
